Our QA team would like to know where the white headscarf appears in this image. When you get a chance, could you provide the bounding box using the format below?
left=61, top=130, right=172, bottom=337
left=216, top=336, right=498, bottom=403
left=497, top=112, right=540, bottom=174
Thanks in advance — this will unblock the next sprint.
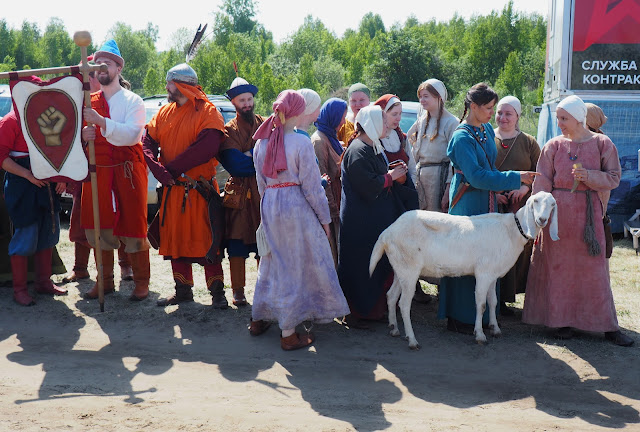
left=382, top=96, right=401, bottom=113
left=355, top=105, right=385, bottom=155
left=298, top=88, right=322, bottom=115
left=557, top=95, right=587, bottom=128
left=425, top=78, right=448, bottom=102
left=497, top=96, right=522, bottom=117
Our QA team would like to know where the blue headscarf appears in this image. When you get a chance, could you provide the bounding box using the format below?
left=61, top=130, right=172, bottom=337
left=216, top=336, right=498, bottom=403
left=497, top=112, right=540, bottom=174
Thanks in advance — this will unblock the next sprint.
left=315, top=98, right=348, bottom=156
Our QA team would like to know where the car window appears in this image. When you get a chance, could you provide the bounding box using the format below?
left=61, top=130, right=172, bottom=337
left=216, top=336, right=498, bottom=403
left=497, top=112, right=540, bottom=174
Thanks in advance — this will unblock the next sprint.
left=145, top=106, right=161, bottom=123
left=0, top=97, right=11, bottom=118
left=400, top=112, right=417, bottom=134
left=219, top=110, right=236, bottom=124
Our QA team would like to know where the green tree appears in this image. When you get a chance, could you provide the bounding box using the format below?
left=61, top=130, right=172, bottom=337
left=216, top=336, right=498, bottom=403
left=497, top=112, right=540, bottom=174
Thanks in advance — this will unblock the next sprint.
left=313, top=55, right=345, bottom=94
left=0, top=55, right=17, bottom=84
left=0, top=20, right=15, bottom=62
left=143, top=67, right=164, bottom=97
left=364, top=28, right=443, bottom=100
left=495, top=51, right=524, bottom=99
left=216, top=0, right=258, bottom=34
left=14, top=21, right=41, bottom=69
left=279, top=16, right=337, bottom=63
left=359, top=12, right=385, bottom=38
left=298, top=53, right=319, bottom=90
left=107, top=22, right=158, bottom=93
left=38, top=18, right=75, bottom=68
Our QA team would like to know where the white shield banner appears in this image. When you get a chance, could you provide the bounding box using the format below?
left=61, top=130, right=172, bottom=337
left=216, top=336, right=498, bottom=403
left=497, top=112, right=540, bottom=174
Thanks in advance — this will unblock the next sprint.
left=11, top=76, right=88, bottom=181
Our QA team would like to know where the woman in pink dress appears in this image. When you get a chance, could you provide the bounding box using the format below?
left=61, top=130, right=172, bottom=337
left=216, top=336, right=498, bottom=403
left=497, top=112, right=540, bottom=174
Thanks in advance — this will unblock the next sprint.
left=523, top=95, right=633, bottom=347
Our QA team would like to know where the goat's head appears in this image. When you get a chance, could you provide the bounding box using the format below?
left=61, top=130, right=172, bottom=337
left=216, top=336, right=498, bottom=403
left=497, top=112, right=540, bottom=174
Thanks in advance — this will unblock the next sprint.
left=522, top=191, right=559, bottom=240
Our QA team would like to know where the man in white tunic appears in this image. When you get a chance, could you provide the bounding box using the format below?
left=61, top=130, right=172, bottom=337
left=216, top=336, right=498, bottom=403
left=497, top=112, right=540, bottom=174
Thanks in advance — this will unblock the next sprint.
left=80, top=39, right=150, bottom=301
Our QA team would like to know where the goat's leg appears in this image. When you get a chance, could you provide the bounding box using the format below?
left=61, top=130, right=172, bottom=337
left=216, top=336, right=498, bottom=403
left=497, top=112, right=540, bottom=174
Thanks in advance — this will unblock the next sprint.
left=398, top=276, right=420, bottom=350
left=487, top=280, right=501, bottom=337
left=474, top=276, right=492, bottom=343
left=386, top=278, right=402, bottom=337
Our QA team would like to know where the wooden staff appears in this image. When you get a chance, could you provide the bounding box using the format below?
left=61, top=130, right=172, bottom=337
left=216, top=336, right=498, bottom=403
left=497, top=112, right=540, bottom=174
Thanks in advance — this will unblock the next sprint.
left=0, top=64, right=106, bottom=80
left=74, top=30, right=106, bottom=312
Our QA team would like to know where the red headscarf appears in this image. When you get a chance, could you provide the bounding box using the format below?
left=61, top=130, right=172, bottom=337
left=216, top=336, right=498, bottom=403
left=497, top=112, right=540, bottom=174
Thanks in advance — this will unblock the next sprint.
left=374, top=94, right=404, bottom=141
left=253, top=90, right=306, bottom=179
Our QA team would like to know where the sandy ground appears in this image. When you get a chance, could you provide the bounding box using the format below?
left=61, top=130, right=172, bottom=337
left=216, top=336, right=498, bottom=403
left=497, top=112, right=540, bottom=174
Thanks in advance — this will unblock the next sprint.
left=0, top=224, right=639, bottom=432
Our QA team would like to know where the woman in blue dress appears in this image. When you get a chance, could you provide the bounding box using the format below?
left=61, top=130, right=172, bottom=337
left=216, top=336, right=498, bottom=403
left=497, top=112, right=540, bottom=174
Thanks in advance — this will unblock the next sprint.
left=439, top=83, right=537, bottom=334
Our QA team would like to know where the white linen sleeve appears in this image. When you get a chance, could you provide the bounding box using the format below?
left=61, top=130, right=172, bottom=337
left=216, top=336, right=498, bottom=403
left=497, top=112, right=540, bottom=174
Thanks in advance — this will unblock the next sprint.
left=101, top=96, right=146, bottom=147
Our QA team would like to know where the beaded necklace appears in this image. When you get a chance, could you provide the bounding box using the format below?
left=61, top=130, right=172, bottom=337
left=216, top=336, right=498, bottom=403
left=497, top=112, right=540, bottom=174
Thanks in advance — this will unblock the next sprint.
left=471, top=126, right=487, bottom=144
left=567, top=141, right=582, bottom=161
left=471, top=125, right=488, bottom=144
left=499, top=131, right=520, bottom=149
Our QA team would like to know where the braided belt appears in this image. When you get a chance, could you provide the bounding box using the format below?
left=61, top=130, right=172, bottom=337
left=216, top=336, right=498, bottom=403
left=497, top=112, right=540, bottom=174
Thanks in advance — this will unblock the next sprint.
left=266, top=182, right=300, bottom=189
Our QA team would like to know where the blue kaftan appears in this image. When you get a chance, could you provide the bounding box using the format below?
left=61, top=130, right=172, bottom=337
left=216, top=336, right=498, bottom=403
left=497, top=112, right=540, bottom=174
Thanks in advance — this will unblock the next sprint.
left=437, top=123, right=520, bottom=324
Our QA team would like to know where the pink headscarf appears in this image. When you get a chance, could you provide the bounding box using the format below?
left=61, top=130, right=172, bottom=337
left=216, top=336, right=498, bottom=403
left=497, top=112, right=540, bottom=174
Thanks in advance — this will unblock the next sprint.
left=253, top=90, right=306, bottom=179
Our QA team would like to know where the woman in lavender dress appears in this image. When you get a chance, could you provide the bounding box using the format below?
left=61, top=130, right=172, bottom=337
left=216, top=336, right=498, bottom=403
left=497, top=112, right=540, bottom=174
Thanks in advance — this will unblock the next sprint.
left=250, top=90, right=350, bottom=351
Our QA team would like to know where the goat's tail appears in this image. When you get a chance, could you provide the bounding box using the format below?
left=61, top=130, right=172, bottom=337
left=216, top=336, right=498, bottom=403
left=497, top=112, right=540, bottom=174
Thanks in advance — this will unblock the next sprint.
left=369, top=234, right=387, bottom=277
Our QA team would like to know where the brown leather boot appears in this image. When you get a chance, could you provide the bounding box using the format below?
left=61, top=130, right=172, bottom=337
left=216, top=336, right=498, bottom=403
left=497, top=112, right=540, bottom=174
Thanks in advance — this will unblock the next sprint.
left=34, top=248, right=67, bottom=295
left=118, top=243, right=133, bottom=281
left=11, top=255, right=34, bottom=306
left=84, top=249, right=115, bottom=299
left=249, top=319, right=271, bottom=336
left=62, top=243, right=91, bottom=282
left=281, top=332, right=315, bottom=351
left=229, top=257, right=247, bottom=306
left=157, top=283, right=194, bottom=306
left=128, top=250, right=150, bottom=301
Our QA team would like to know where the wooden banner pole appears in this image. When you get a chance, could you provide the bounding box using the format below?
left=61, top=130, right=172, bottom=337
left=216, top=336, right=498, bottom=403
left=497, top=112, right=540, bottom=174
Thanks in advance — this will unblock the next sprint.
left=0, top=63, right=106, bottom=80
left=74, top=30, right=105, bottom=312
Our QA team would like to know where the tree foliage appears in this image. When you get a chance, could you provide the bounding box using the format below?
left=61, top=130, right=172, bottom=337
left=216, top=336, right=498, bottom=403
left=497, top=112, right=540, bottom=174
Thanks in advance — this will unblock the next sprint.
left=107, top=22, right=158, bottom=93
left=0, top=0, right=547, bottom=132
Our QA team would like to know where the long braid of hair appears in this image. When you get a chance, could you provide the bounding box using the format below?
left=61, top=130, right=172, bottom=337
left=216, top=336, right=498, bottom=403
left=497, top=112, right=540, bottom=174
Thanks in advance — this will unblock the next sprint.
left=460, top=103, right=469, bottom=123
left=423, top=112, right=431, bottom=139
left=431, top=100, right=444, bottom=141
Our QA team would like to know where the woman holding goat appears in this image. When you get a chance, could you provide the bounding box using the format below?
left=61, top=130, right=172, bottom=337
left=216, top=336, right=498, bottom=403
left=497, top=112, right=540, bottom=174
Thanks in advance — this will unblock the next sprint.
left=439, top=83, right=537, bottom=335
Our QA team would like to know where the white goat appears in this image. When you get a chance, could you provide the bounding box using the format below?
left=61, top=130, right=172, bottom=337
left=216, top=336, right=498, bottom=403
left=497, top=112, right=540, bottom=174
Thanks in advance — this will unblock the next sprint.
left=369, top=191, right=558, bottom=349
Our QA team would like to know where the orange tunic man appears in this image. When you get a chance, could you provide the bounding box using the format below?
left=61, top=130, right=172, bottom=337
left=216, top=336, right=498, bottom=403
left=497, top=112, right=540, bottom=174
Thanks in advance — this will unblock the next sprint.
left=142, top=63, right=228, bottom=308
left=80, top=40, right=150, bottom=301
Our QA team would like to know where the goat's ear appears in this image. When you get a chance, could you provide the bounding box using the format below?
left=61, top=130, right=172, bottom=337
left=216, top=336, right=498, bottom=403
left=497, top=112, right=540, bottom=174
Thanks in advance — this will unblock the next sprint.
left=523, top=198, right=538, bottom=238
left=548, top=205, right=559, bottom=241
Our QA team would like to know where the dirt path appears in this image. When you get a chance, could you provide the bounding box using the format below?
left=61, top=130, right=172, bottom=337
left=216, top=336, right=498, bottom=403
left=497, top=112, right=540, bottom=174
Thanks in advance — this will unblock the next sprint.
left=0, top=228, right=639, bottom=431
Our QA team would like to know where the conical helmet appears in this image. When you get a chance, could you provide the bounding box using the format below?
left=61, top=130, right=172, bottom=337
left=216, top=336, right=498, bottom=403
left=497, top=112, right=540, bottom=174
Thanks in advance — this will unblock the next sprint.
left=166, top=63, right=198, bottom=86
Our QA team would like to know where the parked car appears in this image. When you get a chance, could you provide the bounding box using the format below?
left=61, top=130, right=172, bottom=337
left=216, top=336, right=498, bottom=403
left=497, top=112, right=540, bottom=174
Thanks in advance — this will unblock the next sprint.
left=143, top=95, right=236, bottom=218
left=399, top=101, right=421, bottom=133
left=0, top=84, right=11, bottom=118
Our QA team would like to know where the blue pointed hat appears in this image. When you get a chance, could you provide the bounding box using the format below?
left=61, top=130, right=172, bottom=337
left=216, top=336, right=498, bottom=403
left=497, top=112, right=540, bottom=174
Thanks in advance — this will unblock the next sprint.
left=94, top=39, right=124, bottom=67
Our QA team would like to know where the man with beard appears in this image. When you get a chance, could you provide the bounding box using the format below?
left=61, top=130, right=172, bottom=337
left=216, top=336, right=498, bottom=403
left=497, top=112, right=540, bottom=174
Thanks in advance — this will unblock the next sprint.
left=143, top=63, right=228, bottom=308
left=63, top=58, right=133, bottom=285
left=81, top=39, right=150, bottom=301
left=218, top=78, right=264, bottom=307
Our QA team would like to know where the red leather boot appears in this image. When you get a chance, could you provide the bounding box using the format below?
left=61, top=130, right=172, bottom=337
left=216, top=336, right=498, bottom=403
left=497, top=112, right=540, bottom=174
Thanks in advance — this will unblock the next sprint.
left=129, top=250, right=150, bottom=301
left=11, top=255, right=34, bottom=306
left=34, top=248, right=67, bottom=295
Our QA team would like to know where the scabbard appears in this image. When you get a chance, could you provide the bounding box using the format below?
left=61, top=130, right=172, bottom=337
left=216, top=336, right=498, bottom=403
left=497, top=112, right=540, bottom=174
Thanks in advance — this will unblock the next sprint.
left=450, top=182, right=471, bottom=210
